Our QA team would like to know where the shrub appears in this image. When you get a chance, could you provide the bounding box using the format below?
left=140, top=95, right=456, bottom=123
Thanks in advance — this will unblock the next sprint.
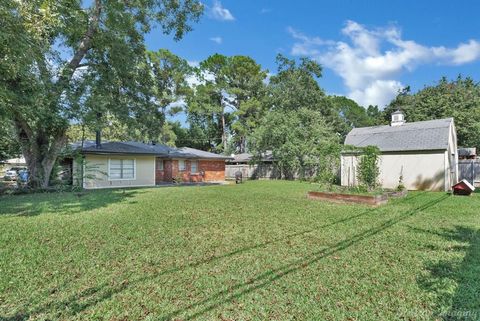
left=357, top=146, right=380, bottom=191
left=397, top=166, right=406, bottom=191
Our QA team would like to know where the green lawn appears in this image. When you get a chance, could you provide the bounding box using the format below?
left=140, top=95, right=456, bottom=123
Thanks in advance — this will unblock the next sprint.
left=0, top=181, right=479, bottom=321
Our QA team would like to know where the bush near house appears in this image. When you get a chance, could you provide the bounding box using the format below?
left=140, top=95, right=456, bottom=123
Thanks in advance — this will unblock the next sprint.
left=0, top=181, right=479, bottom=320
left=357, top=145, right=381, bottom=190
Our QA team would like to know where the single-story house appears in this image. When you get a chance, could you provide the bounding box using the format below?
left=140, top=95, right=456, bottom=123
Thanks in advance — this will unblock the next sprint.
left=72, top=141, right=231, bottom=189
left=1, top=157, right=26, bottom=169
left=225, top=151, right=279, bottom=180
left=0, top=157, right=27, bottom=176
left=226, top=151, right=275, bottom=165
left=341, top=111, right=458, bottom=191
left=458, top=147, right=477, bottom=160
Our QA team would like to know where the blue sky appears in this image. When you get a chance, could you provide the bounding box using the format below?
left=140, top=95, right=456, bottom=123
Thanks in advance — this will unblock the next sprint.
left=145, top=0, right=480, bottom=109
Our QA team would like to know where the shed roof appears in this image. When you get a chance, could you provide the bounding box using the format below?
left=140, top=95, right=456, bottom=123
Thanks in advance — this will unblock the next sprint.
left=344, top=118, right=453, bottom=152
left=80, top=141, right=230, bottom=159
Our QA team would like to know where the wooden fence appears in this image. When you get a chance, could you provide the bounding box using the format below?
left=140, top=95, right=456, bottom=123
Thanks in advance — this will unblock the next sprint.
left=225, top=164, right=320, bottom=180
left=458, top=160, right=480, bottom=187
left=225, top=164, right=282, bottom=180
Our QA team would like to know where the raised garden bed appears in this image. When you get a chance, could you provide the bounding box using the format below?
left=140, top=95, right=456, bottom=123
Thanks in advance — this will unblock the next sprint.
left=385, top=189, right=408, bottom=198
left=307, top=191, right=389, bottom=206
left=307, top=188, right=409, bottom=206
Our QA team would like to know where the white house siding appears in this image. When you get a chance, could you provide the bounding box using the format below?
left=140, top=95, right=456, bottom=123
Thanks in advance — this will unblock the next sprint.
left=445, top=122, right=459, bottom=190
left=81, top=154, right=155, bottom=189
left=341, top=151, right=447, bottom=191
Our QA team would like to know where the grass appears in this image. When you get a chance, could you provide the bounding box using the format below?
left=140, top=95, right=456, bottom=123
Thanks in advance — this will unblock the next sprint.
left=0, top=181, right=479, bottom=321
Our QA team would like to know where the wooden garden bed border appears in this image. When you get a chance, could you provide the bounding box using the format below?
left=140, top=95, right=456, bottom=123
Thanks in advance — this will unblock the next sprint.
left=307, top=191, right=388, bottom=206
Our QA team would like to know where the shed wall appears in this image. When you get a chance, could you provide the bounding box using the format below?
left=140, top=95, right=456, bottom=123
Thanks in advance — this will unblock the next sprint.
left=341, top=152, right=446, bottom=191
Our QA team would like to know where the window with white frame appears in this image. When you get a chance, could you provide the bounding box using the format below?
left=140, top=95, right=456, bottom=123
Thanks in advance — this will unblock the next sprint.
left=191, top=160, right=198, bottom=173
left=156, top=159, right=164, bottom=170
left=109, top=159, right=135, bottom=180
left=178, top=159, right=186, bottom=171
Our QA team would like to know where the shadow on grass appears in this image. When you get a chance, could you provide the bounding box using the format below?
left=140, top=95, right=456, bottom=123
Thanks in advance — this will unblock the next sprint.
left=417, top=226, right=480, bottom=321
left=159, top=193, right=449, bottom=321
left=0, top=189, right=140, bottom=217
left=0, top=192, right=445, bottom=320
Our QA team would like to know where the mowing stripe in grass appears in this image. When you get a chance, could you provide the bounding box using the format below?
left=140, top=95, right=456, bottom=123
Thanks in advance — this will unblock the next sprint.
left=160, top=193, right=450, bottom=320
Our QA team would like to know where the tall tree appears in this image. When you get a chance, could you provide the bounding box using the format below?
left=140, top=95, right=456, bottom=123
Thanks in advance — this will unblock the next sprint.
left=195, top=54, right=230, bottom=152
left=250, top=107, right=340, bottom=180
left=187, top=54, right=267, bottom=153
left=250, top=55, right=340, bottom=180
left=366, top=105, right=384, bottom=125
left=0, top=0, right=202, bottom=188
left=69, top=49, right=193, bottom=146
left=328, top=96, right=371, bottom=139
left=384, top=77, right=480, bottom=149
left=268, top=55, right=345, bottom=134
left=186, top=81, right=228, bottom=152
left=222, top=56, right=267, bottom=153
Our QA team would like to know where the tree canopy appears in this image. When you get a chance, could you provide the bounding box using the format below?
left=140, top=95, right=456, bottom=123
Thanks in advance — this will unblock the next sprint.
left=384, top=76, right=480, bottom=149
left=186, top=54, right=268, bottom=153
left=249, top=55, right=340, bottom=180
left=0, top=0, right=203, bottom=187
left=2, top=2, right=479, bottom=186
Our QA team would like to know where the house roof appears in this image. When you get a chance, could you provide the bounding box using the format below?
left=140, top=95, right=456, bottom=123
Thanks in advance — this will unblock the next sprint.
left=80, top=141, right=231, bottom=159
left=344, top=118, right=454, bottom=152
left=3, top=157, right=26, bottom=165
left=227, top=151, right=275, bottom=163
left=458, top=147, right=476, bottom=157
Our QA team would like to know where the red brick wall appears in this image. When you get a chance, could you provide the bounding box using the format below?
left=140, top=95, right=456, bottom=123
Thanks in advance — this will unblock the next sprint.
left=155, top=158, right=225, bottom=183
left=200, top=160, right=225, bottom=181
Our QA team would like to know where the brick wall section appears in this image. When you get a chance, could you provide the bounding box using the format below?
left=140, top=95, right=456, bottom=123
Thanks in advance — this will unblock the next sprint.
left=155, top=159, right=165, bottom=182
left=164, top=160, right=173, bottom=181
left=200, top=160, right=225, bottom=181
left=155, top=158, right=225, bottom=183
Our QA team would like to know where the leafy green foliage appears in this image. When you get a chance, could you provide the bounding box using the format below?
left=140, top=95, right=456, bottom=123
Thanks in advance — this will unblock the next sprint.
left=250, top=108, right=339, bottom=180
left=170, top=120, right=220, bottom=151
left=250, top=55, right=340, bottom=180
left=383, top=76, right=480, bottom=149
left=186, top=79, right=227, bottom=152
left=328, top=96, right=382, bottom=140
left=0, top=0, right=203, bottom=187
left=187, top=54, right=268, bottom=153
left=0, top=116, right=21, bottom=161
left=357, top=145, right=381, bottom=190
left=0, top=181, right=478, bottom=320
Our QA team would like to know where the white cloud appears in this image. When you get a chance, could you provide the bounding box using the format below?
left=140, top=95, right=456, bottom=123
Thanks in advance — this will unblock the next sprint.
left=210, top=36, right=223, bottom=44
left=287, top=27, right=334, bottom=56
left=187, top=60, right=200, bottom=67
left=260, top=8, right=271, bottom=14
left=186, top=70, right=215, bottom=88
left=349, top=80, right=403, bottom=109
left=289, top=21, right=480, bottom=107
left=210, top=0, right=235, bottom=21
left=263, top=72, right=274, bottom=85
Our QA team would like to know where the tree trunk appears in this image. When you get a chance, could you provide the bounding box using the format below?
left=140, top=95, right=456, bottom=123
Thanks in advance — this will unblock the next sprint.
left=15, top=117, right=67, bottom=189
left=221, top=109, right=227, bottom=152
left=239, top=136, right=246, bottom=153
left=22, top=136, right=67, bottom=189
left=11, top=0, right=101, bottom=189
